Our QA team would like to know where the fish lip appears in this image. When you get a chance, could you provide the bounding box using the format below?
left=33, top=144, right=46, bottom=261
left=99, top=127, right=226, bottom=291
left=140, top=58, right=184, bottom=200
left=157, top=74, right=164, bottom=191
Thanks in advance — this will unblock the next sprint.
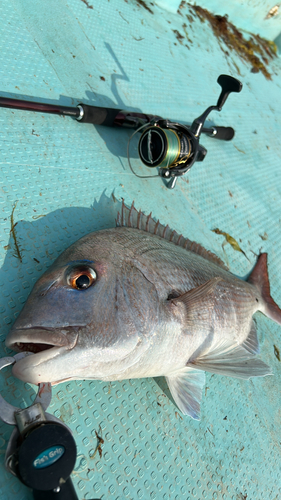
left=11, top=345, right=70, bottom=384
left=5, top=326, right=79, bottom=353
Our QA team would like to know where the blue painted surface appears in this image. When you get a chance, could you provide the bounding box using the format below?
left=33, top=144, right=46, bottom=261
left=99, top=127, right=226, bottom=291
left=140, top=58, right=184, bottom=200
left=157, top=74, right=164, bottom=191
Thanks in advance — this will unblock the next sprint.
left=0, top=1, right=281, bottom=499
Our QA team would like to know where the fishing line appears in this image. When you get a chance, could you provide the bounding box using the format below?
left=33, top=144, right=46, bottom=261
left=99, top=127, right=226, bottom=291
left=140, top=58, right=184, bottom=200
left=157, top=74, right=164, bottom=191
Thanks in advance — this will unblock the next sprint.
left=127, top=123, right=159, bottom=179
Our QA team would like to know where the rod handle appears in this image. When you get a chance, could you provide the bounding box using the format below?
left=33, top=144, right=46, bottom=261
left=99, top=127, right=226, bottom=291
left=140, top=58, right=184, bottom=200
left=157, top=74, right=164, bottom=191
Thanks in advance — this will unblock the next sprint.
left=77, top=104, right=120, bottom=126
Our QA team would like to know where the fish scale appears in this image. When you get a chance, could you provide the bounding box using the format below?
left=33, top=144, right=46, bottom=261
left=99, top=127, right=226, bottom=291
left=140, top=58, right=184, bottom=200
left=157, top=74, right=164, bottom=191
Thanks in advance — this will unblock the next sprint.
left=5, top=204, right=281, bottom=420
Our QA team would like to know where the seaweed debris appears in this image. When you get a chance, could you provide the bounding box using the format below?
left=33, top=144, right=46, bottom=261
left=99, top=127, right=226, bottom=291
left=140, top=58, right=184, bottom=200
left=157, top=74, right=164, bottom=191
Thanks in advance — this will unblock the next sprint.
left=274, top=344, right=280, bottom=362
left=93, top=426, right=104, bottom=459
left=10, top=201, right=22, bottom=263
left=81, top=0, right=93, bottom=8
left=173, top=29, right=185, bottom=44
left=212, top=228, right=249, bottom=260
left=178, top=2, right=277, bottom=79
left=136, top=0, right=154, bottom=14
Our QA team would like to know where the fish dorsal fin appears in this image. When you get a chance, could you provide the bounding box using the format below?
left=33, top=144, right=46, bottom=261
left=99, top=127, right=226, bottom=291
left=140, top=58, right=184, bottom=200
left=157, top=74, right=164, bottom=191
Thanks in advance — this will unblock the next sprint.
left=116, top=200, right=228, bottom=270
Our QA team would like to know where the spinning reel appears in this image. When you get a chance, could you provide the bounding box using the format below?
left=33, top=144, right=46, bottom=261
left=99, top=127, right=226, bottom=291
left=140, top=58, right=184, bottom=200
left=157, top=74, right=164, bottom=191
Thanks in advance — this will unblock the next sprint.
left=131, top=75, right=242, bottom=188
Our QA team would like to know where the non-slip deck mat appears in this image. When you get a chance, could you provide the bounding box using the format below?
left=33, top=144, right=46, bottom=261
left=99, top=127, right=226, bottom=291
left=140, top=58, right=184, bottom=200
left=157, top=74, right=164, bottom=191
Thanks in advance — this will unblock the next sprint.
left=0, top=1, right=281, bottom=499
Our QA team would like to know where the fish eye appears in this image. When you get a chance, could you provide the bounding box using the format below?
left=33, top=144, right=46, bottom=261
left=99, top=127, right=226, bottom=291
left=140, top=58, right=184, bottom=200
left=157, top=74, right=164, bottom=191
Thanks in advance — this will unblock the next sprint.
left=67, top=267, right=97, bottom=290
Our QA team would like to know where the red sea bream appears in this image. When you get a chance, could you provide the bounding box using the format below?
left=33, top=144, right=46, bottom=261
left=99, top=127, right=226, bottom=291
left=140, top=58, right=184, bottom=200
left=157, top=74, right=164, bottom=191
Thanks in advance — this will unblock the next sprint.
left=5, top=203, right=281, bottom=419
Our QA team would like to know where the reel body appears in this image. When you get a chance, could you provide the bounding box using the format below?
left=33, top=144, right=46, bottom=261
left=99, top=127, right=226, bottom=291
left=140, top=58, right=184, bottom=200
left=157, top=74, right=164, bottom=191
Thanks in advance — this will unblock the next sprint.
left=134, top=74, right=242, bottom=188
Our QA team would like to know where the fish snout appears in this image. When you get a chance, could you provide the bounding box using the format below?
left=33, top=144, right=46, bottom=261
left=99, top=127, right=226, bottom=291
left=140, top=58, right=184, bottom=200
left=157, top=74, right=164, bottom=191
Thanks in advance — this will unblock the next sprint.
left=5, top=326, right=78, bottom=354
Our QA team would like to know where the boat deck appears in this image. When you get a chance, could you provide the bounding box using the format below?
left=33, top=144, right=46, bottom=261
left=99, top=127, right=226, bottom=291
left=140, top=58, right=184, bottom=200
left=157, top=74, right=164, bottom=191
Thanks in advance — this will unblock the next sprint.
left=0, top=1, right=281, bottom=498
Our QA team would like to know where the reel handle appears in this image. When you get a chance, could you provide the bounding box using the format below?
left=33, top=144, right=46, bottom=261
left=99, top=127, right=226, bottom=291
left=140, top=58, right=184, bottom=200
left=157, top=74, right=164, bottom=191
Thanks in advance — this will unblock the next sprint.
left=190, top=75, right=242, bottom=137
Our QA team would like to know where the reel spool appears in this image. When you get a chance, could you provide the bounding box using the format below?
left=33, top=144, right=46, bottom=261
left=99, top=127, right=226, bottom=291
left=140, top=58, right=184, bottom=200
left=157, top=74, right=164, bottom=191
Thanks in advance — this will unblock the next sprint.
left=138, top=125, right=192, bottom=169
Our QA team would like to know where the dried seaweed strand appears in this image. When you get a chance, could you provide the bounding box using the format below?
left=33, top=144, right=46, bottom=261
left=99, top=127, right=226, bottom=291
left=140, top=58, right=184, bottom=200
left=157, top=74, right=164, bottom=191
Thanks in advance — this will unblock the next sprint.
left=91, top=425, right=104, bottom=459
left=274, top=344, right=280, bottom=362
left=10, top=201, right=22, bottom=262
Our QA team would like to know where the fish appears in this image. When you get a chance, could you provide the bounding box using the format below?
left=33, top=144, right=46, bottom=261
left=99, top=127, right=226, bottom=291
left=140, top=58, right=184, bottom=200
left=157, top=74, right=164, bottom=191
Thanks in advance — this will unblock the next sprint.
left=5, top=202, right=281, bottom=419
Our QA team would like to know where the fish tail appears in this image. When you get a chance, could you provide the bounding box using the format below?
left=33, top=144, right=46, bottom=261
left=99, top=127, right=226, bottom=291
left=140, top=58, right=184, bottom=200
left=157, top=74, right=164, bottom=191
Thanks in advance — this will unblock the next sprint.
left=247, top=253, right=281, bottom=325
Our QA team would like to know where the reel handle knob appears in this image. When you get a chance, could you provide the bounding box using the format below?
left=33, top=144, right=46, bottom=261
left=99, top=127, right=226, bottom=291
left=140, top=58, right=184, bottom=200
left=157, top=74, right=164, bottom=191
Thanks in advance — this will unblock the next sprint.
left=216, top=75, right=243, bottom=111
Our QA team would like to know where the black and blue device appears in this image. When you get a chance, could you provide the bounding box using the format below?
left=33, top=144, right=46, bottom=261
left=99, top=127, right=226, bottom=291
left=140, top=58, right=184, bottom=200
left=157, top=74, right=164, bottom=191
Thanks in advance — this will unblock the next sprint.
left=15, top=419, right=77, bottom=499
left=0, top=353, right=100, bottom=500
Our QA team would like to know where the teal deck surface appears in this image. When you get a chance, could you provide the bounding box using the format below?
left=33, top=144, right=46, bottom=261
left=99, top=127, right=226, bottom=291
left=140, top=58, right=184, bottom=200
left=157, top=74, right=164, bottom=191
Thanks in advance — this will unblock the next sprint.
left=0, top=1, right=281, bottom=499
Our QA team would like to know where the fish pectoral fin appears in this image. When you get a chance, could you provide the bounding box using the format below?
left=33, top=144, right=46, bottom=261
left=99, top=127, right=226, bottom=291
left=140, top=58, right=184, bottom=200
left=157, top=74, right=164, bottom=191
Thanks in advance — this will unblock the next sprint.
left=165, top=367, right=206, bottom=420
left=169, top=277, right=222, bottom=327
left=242, top=320, right=260, bottom=355
left=189, top=338, right=272, bottom=380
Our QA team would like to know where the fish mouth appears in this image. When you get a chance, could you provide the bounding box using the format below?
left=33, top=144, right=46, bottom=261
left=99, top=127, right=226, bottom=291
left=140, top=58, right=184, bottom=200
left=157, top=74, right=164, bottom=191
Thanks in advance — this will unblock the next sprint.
left=13, top=341, right=55, bottom=354
left=6, top=326, right=79, bottom=354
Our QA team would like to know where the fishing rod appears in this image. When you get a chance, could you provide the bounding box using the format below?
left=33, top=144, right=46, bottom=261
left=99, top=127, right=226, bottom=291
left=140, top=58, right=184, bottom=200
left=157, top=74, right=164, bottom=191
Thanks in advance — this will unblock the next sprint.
left=0, top=74, right=242, bottom=188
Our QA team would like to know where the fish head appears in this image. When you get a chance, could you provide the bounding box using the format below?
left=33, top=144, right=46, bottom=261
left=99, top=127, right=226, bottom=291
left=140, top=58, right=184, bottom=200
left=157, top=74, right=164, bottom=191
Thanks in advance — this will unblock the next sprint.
left=5, top=229, right=159, bottom=385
